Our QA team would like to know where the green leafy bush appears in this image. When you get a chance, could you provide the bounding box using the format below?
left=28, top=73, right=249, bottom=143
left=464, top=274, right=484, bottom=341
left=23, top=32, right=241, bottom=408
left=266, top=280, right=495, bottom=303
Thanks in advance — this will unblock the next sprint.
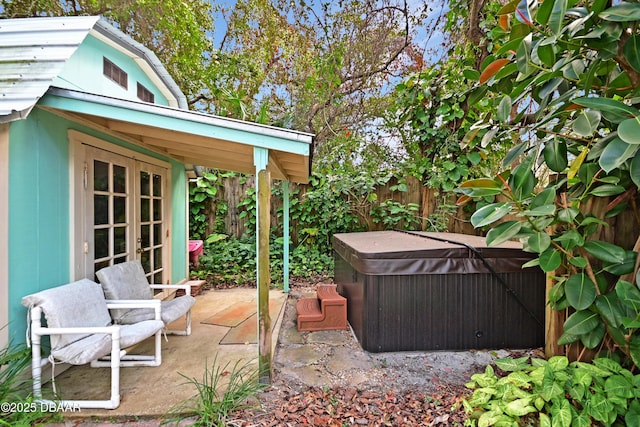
left=463, top=356, right=640, bottom=427
left=459, top=0, right=640, bottom=368
left=191, top=170, right=426, bottom=284
left=194, top=234, right=334, bottom=287
left=194, top=235, right=257, bottom=286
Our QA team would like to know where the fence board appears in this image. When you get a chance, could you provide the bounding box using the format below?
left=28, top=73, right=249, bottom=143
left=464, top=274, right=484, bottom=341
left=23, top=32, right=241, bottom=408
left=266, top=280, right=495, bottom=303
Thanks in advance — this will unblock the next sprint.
left=211, top=176, right=480, bottom=238
left=207, top=179, right=639, bottom=250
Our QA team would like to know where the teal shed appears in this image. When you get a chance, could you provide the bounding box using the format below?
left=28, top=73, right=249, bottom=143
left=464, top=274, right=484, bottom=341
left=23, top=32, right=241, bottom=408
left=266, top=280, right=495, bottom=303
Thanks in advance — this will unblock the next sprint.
left=0, top=16, right=313, bottom=348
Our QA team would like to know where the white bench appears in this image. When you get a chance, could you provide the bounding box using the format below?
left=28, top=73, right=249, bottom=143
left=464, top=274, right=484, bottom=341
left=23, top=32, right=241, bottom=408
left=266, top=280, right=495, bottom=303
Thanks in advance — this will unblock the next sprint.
left=22, top=279, right=164, bottom=409
left=96, top=260, right=196, bottom=336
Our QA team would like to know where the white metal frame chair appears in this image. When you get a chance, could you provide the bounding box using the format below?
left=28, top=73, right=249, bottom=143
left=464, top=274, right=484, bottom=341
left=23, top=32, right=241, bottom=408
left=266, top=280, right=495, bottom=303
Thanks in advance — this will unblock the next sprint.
left=22, top=279, right=164, bottom=409
left=96, top=260, right=196, bottom=335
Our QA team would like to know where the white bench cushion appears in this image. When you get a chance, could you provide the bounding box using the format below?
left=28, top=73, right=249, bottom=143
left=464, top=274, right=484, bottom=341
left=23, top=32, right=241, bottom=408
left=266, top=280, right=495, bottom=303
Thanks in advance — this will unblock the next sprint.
left=112, top=296, right=195, bottom=325
left=97, top=260, right=195, bottom=326
left=22, top=279, right=112, bottom=350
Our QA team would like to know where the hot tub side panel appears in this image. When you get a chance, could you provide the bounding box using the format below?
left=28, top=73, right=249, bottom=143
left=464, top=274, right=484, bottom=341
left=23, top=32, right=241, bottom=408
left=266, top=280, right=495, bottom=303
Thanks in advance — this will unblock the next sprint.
left=335, top=248, right=545, bottom=352
left=334, top=252, right=367, bottom=348
left=362, top=271, right=545, bottom=352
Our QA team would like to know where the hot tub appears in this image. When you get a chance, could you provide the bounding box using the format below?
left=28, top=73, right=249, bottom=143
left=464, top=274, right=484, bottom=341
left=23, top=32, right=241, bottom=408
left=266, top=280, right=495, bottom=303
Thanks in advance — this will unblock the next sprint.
left=333, top=231, right=545, bottom=352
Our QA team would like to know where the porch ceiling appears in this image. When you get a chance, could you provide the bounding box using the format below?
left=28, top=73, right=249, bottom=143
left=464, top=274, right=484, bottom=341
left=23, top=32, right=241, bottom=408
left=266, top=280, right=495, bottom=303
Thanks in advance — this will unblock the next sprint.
left=38, top=87, right=314, bottom=183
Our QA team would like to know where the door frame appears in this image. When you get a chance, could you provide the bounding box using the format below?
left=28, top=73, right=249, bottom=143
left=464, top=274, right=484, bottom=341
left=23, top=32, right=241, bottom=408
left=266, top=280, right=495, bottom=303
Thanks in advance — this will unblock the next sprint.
left=68, top=129, right=172, bottom=281
left=0, top=124, right=8, bottom=348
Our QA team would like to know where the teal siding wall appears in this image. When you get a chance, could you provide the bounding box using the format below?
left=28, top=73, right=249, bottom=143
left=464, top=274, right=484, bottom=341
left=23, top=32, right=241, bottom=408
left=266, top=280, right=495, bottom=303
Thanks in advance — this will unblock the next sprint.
left=54, top=35, right=170, bottom=106
left=8, top=109, right=188, bottom=343
left=8, top=110, right=71, bottom=343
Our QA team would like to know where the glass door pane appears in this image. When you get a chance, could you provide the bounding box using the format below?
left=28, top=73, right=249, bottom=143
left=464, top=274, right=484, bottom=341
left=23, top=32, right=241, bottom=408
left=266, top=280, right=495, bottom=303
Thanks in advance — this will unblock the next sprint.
left=90, top=156, right=132, bottom=274
left=136, top=164, right=167, bottom=284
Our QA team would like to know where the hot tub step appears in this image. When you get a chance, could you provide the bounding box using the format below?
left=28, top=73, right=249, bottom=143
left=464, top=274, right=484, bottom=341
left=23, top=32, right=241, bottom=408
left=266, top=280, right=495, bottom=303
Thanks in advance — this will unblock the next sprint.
left=296, top=284, right=348, bottom=332
left=296, top=298, right=323, bottom=321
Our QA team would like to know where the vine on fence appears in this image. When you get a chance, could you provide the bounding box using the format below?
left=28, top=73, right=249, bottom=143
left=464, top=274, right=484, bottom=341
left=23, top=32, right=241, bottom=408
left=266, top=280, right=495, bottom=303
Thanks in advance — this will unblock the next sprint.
left=188, top=169, right=453, bottom=285
left=189, top=170, right=233, bottom=240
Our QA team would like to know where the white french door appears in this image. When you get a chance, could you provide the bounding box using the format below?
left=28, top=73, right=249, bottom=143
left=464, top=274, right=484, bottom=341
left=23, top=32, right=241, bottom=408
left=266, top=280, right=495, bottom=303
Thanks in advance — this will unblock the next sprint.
left=71, top=131, right=170, bottom=283
left=136, top=163, right=167, bottom=284
left=88, top=147, right=133, bottom=274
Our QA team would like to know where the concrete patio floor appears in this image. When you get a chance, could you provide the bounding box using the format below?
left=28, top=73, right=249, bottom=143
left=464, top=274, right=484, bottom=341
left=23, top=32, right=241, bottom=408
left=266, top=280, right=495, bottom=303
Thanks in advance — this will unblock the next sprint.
left=43, top=287, right=287, bottom=420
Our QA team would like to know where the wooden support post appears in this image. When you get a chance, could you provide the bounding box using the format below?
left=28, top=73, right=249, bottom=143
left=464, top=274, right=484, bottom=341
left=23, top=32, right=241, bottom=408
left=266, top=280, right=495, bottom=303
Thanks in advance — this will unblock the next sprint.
left=283, top=181, right=290, bottom=293
left=257, top=169, right=272, bottom=384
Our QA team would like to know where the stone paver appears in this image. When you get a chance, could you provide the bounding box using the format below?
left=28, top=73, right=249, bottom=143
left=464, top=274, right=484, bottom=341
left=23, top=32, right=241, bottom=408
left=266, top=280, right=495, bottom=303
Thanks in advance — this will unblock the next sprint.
left=45, top=416, right=198, bottom=426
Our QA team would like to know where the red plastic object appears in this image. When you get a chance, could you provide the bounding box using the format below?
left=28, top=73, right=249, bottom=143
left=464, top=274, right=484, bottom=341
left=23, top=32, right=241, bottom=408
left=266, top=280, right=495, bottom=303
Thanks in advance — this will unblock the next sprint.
left=296, top=284, right=348, bottom=332
left=188, top=240, right=204, bottom=267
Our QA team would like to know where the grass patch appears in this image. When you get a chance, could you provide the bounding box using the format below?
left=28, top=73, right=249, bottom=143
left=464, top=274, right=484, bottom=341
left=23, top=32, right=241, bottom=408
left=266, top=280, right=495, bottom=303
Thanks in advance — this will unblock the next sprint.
left=165, top=354, right=267, bottom=426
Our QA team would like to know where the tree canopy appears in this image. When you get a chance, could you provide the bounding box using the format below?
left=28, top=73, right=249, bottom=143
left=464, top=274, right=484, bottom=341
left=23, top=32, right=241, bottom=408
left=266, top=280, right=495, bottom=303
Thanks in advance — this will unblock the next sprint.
left=1, top=0, right=445, bottom=172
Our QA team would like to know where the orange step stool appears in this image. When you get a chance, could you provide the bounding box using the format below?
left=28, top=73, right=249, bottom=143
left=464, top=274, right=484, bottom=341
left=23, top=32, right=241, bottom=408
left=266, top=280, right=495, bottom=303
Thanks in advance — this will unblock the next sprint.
left=296, top=284, right=348, bottom=332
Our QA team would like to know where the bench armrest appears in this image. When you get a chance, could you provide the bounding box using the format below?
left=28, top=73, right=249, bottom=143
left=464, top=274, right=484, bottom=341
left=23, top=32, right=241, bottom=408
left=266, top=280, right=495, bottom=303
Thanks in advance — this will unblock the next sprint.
left=105, top=299, right=161, bottom=308
left=33, top=325, right=120, bottom=336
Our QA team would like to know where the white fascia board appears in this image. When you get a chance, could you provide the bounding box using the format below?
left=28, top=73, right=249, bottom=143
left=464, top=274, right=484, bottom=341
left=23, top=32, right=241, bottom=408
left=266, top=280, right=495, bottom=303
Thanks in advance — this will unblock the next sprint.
left=42, top=87, right=314, bottom=154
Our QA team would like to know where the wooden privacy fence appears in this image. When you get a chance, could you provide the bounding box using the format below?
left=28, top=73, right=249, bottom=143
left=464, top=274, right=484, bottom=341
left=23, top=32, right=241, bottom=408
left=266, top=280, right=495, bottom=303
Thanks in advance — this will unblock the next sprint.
left=546, top=192, right=640, bottom=359
left=200, top=175, right=640, bottom=361
left=206, top=176, right=479, bottom=240
left=202, top=175, right=640, bottom=262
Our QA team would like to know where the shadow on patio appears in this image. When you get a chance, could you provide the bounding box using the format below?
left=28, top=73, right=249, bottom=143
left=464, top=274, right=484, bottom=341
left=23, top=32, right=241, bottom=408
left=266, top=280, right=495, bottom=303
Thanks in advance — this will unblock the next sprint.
left=42, top=287, right=287, bottom=419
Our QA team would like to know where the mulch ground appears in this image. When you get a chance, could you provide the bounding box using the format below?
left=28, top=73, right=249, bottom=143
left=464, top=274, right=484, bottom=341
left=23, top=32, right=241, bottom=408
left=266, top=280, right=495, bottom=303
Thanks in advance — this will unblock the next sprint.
left=233, top=383, right=470, bottom=426
left=225, top=276, right=474, bottom=426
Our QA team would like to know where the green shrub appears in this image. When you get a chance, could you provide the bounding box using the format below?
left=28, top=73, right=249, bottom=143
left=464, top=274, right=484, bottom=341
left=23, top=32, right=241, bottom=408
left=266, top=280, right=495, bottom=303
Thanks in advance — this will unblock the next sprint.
left=463, top=356, right=640, bottom=426
left=190, top=170, right=444, bottom=286
left=194, top=234, right=334, bottom=288
left=193, top=235, right=257, bottom=286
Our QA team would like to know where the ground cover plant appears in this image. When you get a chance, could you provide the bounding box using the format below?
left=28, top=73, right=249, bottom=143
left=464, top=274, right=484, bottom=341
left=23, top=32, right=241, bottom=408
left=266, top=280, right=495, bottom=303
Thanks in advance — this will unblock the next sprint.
left=464, top=356, right=640, bottom=426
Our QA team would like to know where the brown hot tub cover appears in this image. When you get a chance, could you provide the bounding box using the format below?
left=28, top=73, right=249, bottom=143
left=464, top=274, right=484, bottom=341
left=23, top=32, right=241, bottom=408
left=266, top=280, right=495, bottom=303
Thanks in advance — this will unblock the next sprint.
left=332, top=230, right=531, bottom=276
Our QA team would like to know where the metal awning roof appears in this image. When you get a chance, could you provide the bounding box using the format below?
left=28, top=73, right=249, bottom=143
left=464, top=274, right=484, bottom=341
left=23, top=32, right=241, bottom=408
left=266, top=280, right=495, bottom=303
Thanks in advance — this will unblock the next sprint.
left=0, top=16, right=187, bottom=122
left=39, top=87, right=314, bottom=183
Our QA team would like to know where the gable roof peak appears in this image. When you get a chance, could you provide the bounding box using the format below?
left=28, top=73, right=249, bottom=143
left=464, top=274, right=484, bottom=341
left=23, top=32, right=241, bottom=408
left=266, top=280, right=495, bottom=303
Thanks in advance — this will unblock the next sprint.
left=0, top=15, right=186, bottom=123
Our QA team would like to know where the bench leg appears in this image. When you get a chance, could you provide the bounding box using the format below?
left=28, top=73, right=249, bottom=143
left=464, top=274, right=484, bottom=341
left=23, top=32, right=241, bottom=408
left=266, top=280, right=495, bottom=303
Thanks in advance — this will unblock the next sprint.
left=31, top=331, right=43, bottom=400
left=31, top=331, right=122, bottom=409
left=164, top=310, right=192, bottom=336
left=110, top=330, right=121, bottom=408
